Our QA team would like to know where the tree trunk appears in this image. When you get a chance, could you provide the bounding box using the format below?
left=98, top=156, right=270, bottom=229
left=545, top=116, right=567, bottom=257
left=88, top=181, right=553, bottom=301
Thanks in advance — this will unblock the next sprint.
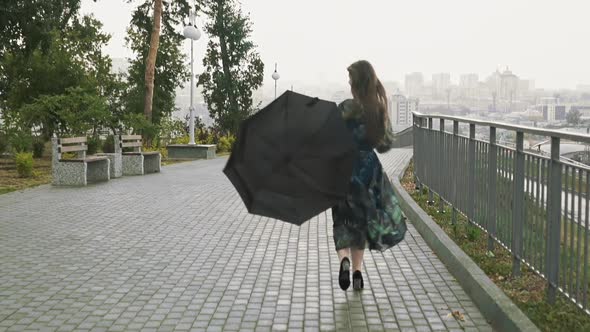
left=144, top=0, right=163, bottom=125
left=216, top=0, right=239, bottom=134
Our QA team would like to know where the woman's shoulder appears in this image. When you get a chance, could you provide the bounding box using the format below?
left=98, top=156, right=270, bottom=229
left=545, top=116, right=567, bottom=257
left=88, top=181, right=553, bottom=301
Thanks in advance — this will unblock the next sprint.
left=337, top=99, right=363, bottom=120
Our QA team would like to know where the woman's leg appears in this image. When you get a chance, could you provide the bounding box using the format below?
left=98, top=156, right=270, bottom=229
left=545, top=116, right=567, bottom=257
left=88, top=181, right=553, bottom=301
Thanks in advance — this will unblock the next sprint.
left=351, top=248, right=364, bottom=272
left=337, top=248, right=350, bottom=262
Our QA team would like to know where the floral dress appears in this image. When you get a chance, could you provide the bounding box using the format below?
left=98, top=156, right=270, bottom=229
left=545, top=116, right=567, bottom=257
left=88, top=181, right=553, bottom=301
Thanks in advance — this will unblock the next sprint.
left=331, top=99, right=407, bottom=252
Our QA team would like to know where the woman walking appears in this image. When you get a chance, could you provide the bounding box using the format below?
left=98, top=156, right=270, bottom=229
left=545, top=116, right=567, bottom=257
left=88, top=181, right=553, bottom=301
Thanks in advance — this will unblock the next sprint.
left=332, top=60, right=407, bottom=291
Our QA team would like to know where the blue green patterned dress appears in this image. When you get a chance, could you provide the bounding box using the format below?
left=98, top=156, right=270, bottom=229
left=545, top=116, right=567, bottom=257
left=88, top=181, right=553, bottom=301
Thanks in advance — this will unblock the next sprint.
left=331, top=99, right=407, bottom=252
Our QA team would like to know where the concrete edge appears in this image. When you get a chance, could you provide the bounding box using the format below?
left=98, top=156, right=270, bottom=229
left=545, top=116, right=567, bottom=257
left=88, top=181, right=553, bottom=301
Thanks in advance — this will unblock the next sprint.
left=391, top=162, right=540, bottom=332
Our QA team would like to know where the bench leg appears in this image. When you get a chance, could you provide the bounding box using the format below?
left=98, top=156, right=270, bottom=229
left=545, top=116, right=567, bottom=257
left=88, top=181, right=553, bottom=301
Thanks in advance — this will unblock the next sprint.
left=52, top=163, right=87, bottom=186
left=112, top=153, right=122, bottom=178
left=87, top=159, right=110, bottom=183
left=144, top=154, right=161, bottom=174
left=122, top=155, right=144, bottom=175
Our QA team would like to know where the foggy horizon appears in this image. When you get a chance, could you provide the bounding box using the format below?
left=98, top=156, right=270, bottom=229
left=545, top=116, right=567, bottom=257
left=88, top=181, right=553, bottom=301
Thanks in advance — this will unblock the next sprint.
left=81, top=0, right=590, bottom=91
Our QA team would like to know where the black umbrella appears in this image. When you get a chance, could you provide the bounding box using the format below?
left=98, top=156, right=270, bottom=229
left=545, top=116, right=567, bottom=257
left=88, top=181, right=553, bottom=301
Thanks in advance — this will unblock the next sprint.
left=223, top=90, right=357, bottom=225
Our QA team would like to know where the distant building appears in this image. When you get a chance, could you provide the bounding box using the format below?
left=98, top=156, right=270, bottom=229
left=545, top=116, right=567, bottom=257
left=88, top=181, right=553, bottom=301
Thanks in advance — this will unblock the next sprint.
left=518, top=79, right=534, bottom=97
left=382, top=81, right=402, bottom=95
left=404, top=72, right=424, bottom=98
left=539, top=97, right=566, bottom=122
left=432, top=73, right=451, bottom=100
left=570, top=105, right=590, bottom=120
left=459, top=74, right=479, bottom=99
left=389, top=94, right=419, bottom=127
left=485, top=67, right=520, bottom=112
left=500, top=68, right=519, bottom=105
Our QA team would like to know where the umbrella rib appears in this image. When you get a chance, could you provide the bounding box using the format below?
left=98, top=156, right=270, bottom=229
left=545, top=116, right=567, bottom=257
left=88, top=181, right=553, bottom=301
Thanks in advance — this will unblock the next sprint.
left=287, top=162, right=347, bottom=199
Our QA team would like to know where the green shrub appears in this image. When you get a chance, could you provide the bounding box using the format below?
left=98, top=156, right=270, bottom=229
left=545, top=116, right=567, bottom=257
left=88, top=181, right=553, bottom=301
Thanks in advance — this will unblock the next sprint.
left=172, top=135, right=190, bottom=145
left=10, top=131, right=33, bottom=152
left=61, top=152, right=76, bottom=160
left=87, top=136, right=100, bottom=155
left=15, top=152, right=34, bottom=178
left=32, top=140, right=45, bottom=158
left=467, top=224, right=482, bottom=241
left=159, top=147, right=168, bottom=160
left=102, top=135, right=115, bottom=153
left=217, top=135, right=236, bottom=153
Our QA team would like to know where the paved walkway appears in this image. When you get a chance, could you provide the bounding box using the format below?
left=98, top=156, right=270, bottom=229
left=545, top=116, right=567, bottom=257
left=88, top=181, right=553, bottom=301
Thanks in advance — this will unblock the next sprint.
left=0, top=149, right=492, bottom=332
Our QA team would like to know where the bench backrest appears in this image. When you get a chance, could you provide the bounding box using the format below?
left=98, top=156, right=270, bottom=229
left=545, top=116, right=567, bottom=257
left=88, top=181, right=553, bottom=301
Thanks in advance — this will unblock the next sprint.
left=120, top=134, right=143, bottom=153
left=52, top=136, right=87, bottom=161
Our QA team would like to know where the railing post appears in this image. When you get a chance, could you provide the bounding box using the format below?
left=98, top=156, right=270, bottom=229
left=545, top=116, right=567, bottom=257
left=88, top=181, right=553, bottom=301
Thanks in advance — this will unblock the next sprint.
left=468, top=124, right=476, bottom=221
left=438, top=119, right=446, bottom=213
left=547, top=136, right=562, bottom=304
left=452, top=121, right=459, bottom=224
left=512, top=131, right=525, bottom=276
left=487, top=127, right=497, bottom=251
left=413, top=115, right=420, bottom=189
left=427, top=118, right=434, bottom=205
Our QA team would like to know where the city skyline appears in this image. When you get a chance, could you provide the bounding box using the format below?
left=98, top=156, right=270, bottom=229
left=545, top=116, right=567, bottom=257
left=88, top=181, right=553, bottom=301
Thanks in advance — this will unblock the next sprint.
left=81, top=0, right=590, bottom=91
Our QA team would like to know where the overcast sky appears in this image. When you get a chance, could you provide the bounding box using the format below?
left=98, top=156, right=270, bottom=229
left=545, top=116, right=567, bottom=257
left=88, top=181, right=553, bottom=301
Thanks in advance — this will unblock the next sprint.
left=80, top=0, right=590, bottom=91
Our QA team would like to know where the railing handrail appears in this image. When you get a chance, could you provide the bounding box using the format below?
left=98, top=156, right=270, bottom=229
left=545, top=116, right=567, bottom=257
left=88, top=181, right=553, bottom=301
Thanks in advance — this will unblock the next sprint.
left=413, top=111, right=590, bottom=144
left=394, top=126, right=413, bottom=136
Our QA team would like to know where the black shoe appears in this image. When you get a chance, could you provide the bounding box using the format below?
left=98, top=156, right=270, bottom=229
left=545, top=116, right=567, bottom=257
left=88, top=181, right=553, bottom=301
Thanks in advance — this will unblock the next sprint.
left=339, top=257, right=351, bottom=291
left=353, top=270, right=364, bottom=290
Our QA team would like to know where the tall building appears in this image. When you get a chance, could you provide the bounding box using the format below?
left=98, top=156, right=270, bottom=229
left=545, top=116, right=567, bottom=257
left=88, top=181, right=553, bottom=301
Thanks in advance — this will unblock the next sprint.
left=518, top=79, right=534, bottom=97
left=382, top=81, right=402, bottom=95
left=485, top=67, right=519, bottom=112
left=539, top=97, right=566, bottom=122
left=500, top=67, right=519, bottom=104
left=459, top=74, right=479, bottom=99
left=404, top=73, right=424, bottom=98
left=486, top=69, right=502, bottom=102
left=432, top=73, right=451, bottom=100
left=389, top=94, right=419, bottom=127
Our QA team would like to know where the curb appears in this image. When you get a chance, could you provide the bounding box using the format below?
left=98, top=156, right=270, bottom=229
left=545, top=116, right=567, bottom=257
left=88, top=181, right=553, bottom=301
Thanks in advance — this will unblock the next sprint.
left=391, top=164, right=540, bottom=332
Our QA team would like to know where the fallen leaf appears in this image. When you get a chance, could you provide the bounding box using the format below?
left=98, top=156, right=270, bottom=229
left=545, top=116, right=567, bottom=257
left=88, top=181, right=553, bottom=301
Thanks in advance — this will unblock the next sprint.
left=452, top=310, right=465, bottom=321
left=446, top=310, right=465, bottom=322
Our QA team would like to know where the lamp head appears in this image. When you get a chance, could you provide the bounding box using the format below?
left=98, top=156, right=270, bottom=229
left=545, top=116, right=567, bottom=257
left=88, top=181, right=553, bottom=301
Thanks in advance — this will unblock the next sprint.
left=183, top=25, right=201, bottom=40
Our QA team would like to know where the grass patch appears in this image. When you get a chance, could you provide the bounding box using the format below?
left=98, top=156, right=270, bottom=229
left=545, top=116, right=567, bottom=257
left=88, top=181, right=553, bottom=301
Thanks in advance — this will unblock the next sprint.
left=401, top=160, right=590, bottom=332
left=0, top=152, right=229, bottom=194
left=0, top=157, right=52, bottom=194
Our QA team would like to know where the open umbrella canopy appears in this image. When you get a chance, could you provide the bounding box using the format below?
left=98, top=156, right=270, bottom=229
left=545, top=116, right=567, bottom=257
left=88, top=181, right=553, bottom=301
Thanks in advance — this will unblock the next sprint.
left=223, top=91, right=357, bottom=225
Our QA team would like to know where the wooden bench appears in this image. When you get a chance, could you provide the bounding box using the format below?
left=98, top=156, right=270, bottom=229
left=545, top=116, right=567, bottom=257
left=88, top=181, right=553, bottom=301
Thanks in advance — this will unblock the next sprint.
left=120, top=135, right=161, bottom=175
left=51, top=137, right=110, bottom=186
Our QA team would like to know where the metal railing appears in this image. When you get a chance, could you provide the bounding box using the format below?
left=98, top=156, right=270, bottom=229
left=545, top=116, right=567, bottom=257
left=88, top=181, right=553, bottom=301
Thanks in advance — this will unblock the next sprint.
left=412, top=111, right=590, bottom=315
left=392, top=126, right=413, bottom=148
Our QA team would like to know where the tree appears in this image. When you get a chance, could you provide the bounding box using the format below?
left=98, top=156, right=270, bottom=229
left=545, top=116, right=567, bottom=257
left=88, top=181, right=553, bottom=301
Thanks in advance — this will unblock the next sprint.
left=0, top=8, right=120, bottom=141
left=567, top=108, right=582, bottom=126
left=197, top=0, right=264, bottom=136
left=144, top=0, right=163, bottom=124
left=0, top=0, right=92, bottom=58
left=124, top=0, right=190, bottom=140
left=0, top=1, right=97, bottom=107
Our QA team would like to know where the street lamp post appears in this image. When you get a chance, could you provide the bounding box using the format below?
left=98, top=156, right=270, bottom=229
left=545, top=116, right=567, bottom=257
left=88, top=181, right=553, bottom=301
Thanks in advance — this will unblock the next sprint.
left=272, top=63, right=280, bottom=99
left=183, top=7, right=201, bottom=145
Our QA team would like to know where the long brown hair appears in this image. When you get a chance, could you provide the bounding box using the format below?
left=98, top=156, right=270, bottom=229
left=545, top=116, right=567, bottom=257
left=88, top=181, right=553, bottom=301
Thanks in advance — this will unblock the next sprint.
left=347, top=60, right=389, bottom=146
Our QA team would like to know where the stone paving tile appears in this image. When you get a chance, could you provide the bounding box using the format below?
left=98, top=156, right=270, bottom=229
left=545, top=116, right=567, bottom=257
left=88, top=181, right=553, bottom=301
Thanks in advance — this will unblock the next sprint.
left=0, top=149, right=493, bottom=331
